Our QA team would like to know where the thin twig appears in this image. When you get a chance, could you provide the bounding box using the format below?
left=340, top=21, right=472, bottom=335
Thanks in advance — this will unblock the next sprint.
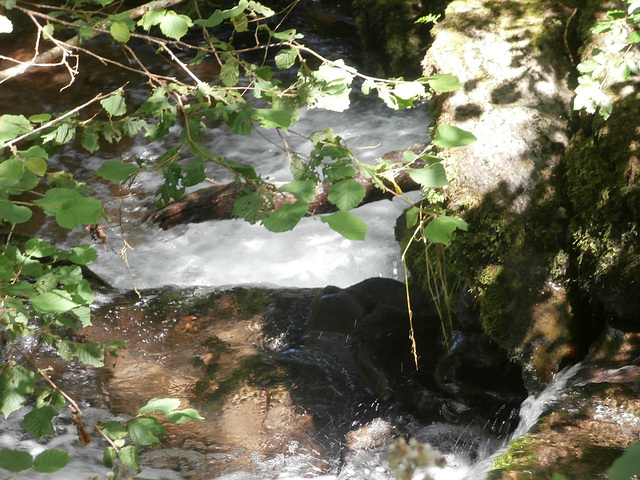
left=1, top=91, right=113, bottom=149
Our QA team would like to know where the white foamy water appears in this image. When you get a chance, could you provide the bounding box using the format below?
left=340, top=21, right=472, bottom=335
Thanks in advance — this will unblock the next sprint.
left=50, top=94, right=428, bottom=290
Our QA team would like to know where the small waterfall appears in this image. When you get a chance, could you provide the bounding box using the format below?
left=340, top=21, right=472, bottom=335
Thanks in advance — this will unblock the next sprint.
left=459, top=363, right=582, bottom=479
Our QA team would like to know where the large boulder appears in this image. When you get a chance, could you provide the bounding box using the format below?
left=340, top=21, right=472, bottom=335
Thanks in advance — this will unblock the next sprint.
left=418, top=0, right=582, bottom=390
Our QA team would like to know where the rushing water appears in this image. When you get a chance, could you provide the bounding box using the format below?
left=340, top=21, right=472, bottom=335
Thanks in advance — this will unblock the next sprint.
left=48, top=94, right=428, bottom=290
left=0, top=3, right=558, bottom=480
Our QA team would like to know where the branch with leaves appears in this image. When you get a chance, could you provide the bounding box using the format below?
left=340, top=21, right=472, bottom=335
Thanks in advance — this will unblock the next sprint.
left=0, top=0, right=477, bottom=475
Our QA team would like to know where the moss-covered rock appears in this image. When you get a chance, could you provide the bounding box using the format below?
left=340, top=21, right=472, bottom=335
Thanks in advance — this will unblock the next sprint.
left=414, top=0, right=584, bottom=389
left=563, top=0, right=640, bottom=322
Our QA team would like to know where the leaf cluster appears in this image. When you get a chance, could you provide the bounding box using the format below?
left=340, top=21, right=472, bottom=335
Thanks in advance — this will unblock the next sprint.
left=574, top=1, right=640, bottom=119
left=0, top=0, right=478, bottom=475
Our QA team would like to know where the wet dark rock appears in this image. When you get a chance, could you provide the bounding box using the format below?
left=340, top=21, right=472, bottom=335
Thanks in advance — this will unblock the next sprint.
left=434, top=331, right=528, bottom=413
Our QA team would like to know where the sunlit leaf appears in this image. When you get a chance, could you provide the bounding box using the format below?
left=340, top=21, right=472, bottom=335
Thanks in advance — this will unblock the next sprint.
left=0, top=114, right=32, bottom=146
left=432, top=124, right=477, bottom=148
left=137, top=9, right=166, bottom=31
left=407, top=163, right=449, bottom=188
left=101, top=421, right=128, bottom=440
left=137, top=398, right=181, bottom=415
left=275, top=48, right=298, bottom=70
left=426, top=73, right=462, bottom=92
left=110, top=21, right=130, bottom=43
left=74, top=343, right=104, bottom=368
left=166, top=408, right=204, bottom=424
left=321, top=211, right=367, bottom=240
left=159, top=11, right=193, bottom=40
left=81, top=128, right=100, bottom=153
left=253, top=108, right=297, bottom=129
left=0, top=366, right=35, bottom=418
left=68, top=244, right=98, bottom=265
left=103, top=447, right=117, bottom=468
left=220, top=57, right=239, bottom=87
left=0, top=15, right=13, bottom=33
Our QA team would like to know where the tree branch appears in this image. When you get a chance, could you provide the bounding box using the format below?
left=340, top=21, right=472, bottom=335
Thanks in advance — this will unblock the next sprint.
left=149, top=145, right=427, bottom=229
left=0, top=0, right=188, bottom=81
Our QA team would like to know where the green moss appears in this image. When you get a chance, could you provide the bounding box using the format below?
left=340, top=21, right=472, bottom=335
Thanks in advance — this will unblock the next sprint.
left=564, top=97, right=640, bottom=320
left=491, top=435, right=537, bottom=471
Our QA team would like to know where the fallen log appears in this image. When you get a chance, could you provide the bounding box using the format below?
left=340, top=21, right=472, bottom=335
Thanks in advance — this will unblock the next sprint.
left=150, top=145, right=426, bottom=229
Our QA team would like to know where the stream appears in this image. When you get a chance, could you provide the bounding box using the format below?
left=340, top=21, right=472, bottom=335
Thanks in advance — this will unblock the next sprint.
left=0, top=2, right=576, bottom=479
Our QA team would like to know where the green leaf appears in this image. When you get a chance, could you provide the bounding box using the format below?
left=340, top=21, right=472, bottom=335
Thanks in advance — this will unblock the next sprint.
left=166, top=408, right=204, bottom=424
left=28, top=113, right=50, bottom=123
left=101, top=421, right=128, bottom=440
left=25, top=156, right=46, bottom=176
left=74, top=343, right=104, bottom=368
left=253, top=108, right=297, bottom=129
left=328, top=178, right=366, bottom=211
left=426, top=73, right=462, bottom=92
left=159, top=12, right=193, bottom=40
left=137, top=9, right=166, bottom=31
left=262, top=202, right=308, bottom=232
left=137, top=398, right=180, bottom=415
left=432, top=124, right=477, bottom=148
left=0, top=14, right=13, bottom=33
left=220, top=57, right=239, bottom=87
left=100, top=93, right=127, bottom=117
left=275, top=48, right=298, bottom=70
left=31, top=290, right=78, bottom=314
left=127, top=417, right=165, bottom=446
left=23, top=405, right=56, bottom=439
left=407, top=163, right=449, bottom=188
left=0, top=448, right=33, bottom=472
left=110, top=21, right=130, bottom=42
left=81, top=128, right=100, bottom=153
left=68, top=244, right=98, bottom=265
left=193, top=10, right=225, bottom=28
left=628, top=30, right=640, bottom=43
left=118, top=445, right=140, bottom=471
left=24, top=237, right=55, bottom=258
left=423, top=215, right=468, bottom=245
left=0, top=114, right=32, bottom=146
left=271, top=28, right=303, bottom=41
left=33, top=449, right=69, bottom=473
left=607, top=443, right=640, bottom=480
left=392, top=81, right=426, bottom=100
left=95, top=160, right=138, bottom=182
left=278, top=180, right=317, bottom=203
left=0, top=199, right=32, bottom=224
left=0, top=366, right=35, bottom=418
left=56, top=197, right=103, bottom=229
left=103, top=447, right=117, bottom=468
left=321, top=211, right=367, bottom=240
